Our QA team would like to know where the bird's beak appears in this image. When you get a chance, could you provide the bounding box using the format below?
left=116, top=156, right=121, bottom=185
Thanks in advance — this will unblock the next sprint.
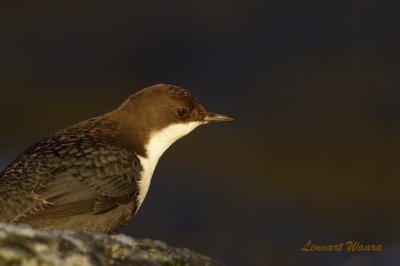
left=204, top=112, right=235, bottom=123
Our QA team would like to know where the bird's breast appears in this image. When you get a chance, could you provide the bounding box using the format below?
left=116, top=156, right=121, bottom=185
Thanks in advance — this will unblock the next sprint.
left=134, top=122, right=203, bottom=210
left=136, top=156, right=157, bottom=210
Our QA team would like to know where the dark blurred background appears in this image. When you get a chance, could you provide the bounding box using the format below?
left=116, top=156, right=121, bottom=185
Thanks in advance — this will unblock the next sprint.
left=1, top=1, right=400, bottom=265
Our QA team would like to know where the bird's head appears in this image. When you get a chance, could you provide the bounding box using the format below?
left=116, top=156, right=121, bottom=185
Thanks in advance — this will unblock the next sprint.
left=122, top=83, right=234, bottom=125
left=114, top=83, right=234, bottom=158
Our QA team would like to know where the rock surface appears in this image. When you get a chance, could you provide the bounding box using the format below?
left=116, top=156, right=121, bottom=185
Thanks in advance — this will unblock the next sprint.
left=0, top=223, right=221, bottom=266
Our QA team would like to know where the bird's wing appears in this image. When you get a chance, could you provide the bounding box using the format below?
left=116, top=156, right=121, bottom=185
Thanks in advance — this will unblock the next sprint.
left=13, top=145, right=142, bottom=222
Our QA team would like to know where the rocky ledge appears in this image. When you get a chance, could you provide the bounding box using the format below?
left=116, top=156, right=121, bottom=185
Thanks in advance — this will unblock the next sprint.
left=0, top=223, right=221, bottom=266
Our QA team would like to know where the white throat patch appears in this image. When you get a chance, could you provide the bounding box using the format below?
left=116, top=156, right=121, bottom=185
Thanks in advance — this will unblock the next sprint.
left=136, top=121, right=203, bottom=210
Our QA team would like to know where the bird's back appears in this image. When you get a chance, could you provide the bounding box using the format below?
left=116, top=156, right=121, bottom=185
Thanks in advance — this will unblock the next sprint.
left=0, top=116, right=142, bottom=233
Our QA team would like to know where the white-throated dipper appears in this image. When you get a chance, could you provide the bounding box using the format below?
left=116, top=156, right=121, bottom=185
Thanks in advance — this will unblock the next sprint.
left=0, top=84, right=234, bottom=233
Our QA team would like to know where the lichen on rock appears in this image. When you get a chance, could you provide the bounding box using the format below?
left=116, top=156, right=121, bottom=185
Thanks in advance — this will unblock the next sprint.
left=0, top=223, right=221, bottom=266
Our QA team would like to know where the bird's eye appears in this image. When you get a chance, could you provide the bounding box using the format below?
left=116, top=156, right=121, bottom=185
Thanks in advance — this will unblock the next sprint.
left=177, top=108, right=190, bottom=120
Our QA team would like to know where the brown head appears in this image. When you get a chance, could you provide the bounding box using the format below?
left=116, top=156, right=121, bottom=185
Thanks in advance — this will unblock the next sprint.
left=108, top=83, right=234, bottom=157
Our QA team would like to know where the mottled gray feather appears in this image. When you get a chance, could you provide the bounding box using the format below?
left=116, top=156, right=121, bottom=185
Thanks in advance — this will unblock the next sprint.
left=0, top=117, right=142, bottom=223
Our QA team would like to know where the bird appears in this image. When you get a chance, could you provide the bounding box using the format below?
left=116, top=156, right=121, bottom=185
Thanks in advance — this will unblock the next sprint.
left=0, top=84, right=234, bottom=234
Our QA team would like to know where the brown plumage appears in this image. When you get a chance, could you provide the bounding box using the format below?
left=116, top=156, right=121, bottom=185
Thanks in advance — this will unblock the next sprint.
left=0, top=84, right=234, bottom=233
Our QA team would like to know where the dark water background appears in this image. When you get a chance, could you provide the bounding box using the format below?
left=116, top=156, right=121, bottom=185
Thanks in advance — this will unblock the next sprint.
left=1, top=1, right=400, bottom=265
